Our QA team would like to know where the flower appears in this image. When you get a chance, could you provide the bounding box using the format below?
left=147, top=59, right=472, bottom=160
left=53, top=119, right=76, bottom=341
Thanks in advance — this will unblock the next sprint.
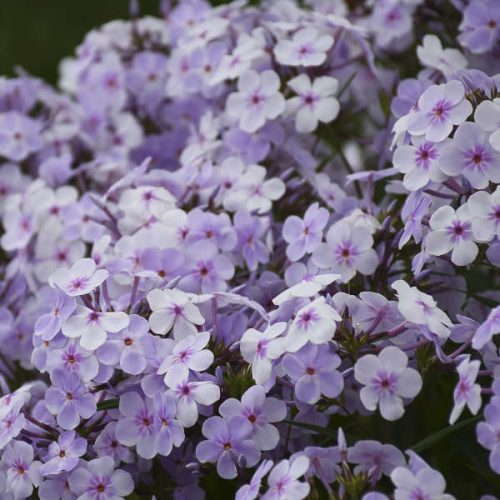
left=312, top=221, right=379, bottom=283
left=354, top=346, right=422, bottom=421
left=282, top=202, right=329, bottom=262
left=476, top=396, right=500, bottom=474
left=261, top=455, right=310, bottom=500
left=196, top=415, right=260, bottom=479
left=236, top=459, right=273, bottom=500
left=407, top=81, right=472, bottom=142
left=158, top=330, right=214, bottom=386
left=348, top=440, right=405, bottom=482
left=284, top=297, right=341, bottom=352
left=474, top=97, right=500, bottom=152
left=233, top=210, right=270, bottom=271
left=390, top=465, right=454, bottom=500
left=449, top=356, right=481, bottom=424
left=472, top=306, right=500, bottom=350
left=459, top=0, right=500, bottom=54
left=44, top=369, right=96, bottom=430
left=62, top=306, right=130, bottom=351
left=393, top=137, right=444, bottom=191
left=226, top=70, right=285, bottom=133
left=153, top=392, right=185, bottom=456
left=241, top=323, right=286, bottom=385
left=287, top=75, right=340, bottom=133
left=467, top=186, right=500, bottom=242
left=40, top=430, right=87, bottom=475
left=96, top=314, right=155, bottom=375
left=147, top=288, right=206, bottom=340
left=2, top=441, right=41, bottom=499
left=49, top=258, right=109, bottom=297
left=392, top=280, right=452, bottom=340
left=439, top=122, right=500, bottom=189
left=282, top=343, right=344, bottom=404
left=417, top=34, right=467, bottom=76
left=426, top=205, right=478, bottom=266
left=274, top=27, right=333, bottom=67
left=68, top=456, right=134, bottom=500
left=0, top=111, right=42, bottom=161
left=219, top=385, right=287, bottom=451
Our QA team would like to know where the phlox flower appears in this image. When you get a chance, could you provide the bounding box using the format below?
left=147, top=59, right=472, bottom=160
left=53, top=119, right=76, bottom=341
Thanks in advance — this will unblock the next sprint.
left=261, top=454, right=310, bottom=500
left=354, top=346, right=422, bottom=421
left=417, top=34, right=467, bottom=76
left=2, top=441, right=41, bottom=499
left=467, top=187, right=500, bottom=242
left=449, top=356, right=481, bottom=424
left=40, top=430, right=87, bottom=475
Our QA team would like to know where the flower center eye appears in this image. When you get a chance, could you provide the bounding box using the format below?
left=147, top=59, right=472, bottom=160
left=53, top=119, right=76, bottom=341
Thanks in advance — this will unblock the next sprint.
left=342, top=248, right=350, bottom=257
left=89, top=311, right=99, bottom=322
left=205, top=230, right=214, bottom=239
left=248, top=414, right=256, bottom=423
left=16, top=465, right=26, bottom=475
left=306, top=367, right=315, bottom=375
left=381, top=379, right=390, bottom=389
left=421, top=150, right=429, bottom=160
left=124, top=338, right=133, bottom=346
left=301, top=312, right=312, bottom=322
left=181, top=385, right=191, bottom=395
left=251, top=94, right=262, bottom=105
left=59, top=450, right=66, bottom=457
left=223, top=442, right=232, bottom=450
left=434, top=105, right=444, bottom=117
left=66, top=392, right=74, bottom=400
left=200, top=266, right=209, bottom=276
left=142, top=418, right=151, bottom=426
left=488, top=19, right=497, bottom=28
left=97, top=484, right=106, bottom=493
left=454, top=225, right=464, bottom=235
left=14, top=132, right=23, bottom=141
left=472, top=153, right=482, bottom=164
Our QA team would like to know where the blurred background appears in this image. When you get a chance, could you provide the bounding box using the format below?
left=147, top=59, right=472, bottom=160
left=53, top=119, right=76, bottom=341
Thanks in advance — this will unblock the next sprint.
left=0, top=0, right=228, bottom=85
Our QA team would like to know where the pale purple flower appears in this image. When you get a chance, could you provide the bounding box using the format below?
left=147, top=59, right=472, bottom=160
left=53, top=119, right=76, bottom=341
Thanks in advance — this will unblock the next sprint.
left=282, top=343, right=344, bottom=404
left=196, top=415, right=260, bottom=479
left=138, top=247, right=185, bottom=282
left=241, top=322, right=286, bottom=385
left=287, top=75, right=340, bottom=133
left=371, top=1, right=413, bottom=48
left=417, top=35, right=467, bottom=76
left=399, top=191, right=431, bottom=248
left=284, top=297, right=341, bottom=352
left=426, top=205, right=478, bottom=266
left=68, top=457, right=134, bottom=500
left=303, top=446, right=340, bottom=484
left=168, top=379, right=220, bottom=427
left=261, top=455, right=310, bottom=500
left=393, top=137, right=444, bottom=191
left=472, top=306, right=500, bottom=349
left=40, top=430, right=87, bottom=475
left=219, top=385, right=287, bottom=451
left=223, top=164, right=286, bottom=214
left=312, top=221, right=379, bottom=283
left=392, top=280, right=452, bottom=339
left=94, top=422, right=134, bottom=465
left=474, top=98, right=500, bottom=152
left=147, top=288, right=205, bottom=339
left=46, top=341, right=99, bottom=382
left=2, top=441, right=41, bottom=499
left=347, top=440, right=405, bottom=482
left=354, top=346, right=422, bottom=421
left=467, top=187, right=500, bottom=242
left=233, top=210, right=269, bottom=271
left=186, top=209, right=237, bottom=252
left=391, top=465, right=454, bottom=500
left=44, top=369, right=96, bottom=430
left=153, top=391, right=185, bottom=456
left=407, top=81, right=472, bottom=142
left=235, top=459, right=274, bottom=500
left=476, top=396, right=500, bottom=474
left=439, top=122, right=500, bottom=189
left=34, top=289, right=76, bottom=342
left=158, top=331, right=214, bottom=386
left=283, top=202, right=329, bottom=262
left=449, top=356, right=481, bottom=424
left=96, top=314, right=155, bottom=375
left=62, top=306, right=130, bottom=351
left=0, top=398, right=25, bottom=448
left=274, top=27, right=333, bottom=67
left=226, top=70, right=285, bottom=133
left=49, top=258, right=109, bottom=297
left=0, top=111, right=42, bottom=161
left=459, top=0, right=500, bottom=54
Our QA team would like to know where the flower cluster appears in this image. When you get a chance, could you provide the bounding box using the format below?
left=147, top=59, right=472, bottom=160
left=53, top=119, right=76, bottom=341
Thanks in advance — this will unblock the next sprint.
left=0, top=0, right=499, bottom=498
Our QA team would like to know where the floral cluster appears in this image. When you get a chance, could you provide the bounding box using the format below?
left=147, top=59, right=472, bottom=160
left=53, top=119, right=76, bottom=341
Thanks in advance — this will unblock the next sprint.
left=0, top=0, right=499, bottom=498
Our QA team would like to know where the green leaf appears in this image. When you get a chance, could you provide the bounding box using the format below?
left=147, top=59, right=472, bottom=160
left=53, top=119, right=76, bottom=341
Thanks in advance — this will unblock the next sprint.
left=97, top=399, right=119, bottom=411
left=409, top=415, right=481, bottom=453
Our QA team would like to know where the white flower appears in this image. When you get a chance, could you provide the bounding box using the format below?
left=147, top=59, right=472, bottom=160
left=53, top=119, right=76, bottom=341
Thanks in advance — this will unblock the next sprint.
left=426, top=205, right=478, bottom=266
left=274, top=27, right=334, bottom=67
left=354, top=346, right=422, bottom=421
left=241, top=323, right=286, bottom=385
left=449, top=356, right=481, bottom=425
left=467, top=187, right=500, bottom=242
left=226, top=70, right=285, bottom=133
left=417, top=34, right=467, bottom=76
left=49, top=258, right=108, bottom=297
left=147, top=288, right=205, bottom=340
left=287, top=74, right=340, bottom=133
left=475, top=97, right=500, bottom=152
left=391, top=280, right=452, bottom=340
left=284, top=297, right=341, bottom=352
